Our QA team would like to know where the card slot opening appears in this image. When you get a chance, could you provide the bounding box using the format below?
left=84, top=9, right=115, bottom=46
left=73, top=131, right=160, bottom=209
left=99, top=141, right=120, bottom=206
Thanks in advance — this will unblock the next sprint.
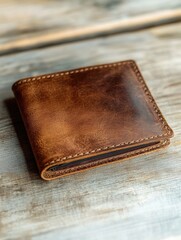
left=47, top=141, right=159, bottom=172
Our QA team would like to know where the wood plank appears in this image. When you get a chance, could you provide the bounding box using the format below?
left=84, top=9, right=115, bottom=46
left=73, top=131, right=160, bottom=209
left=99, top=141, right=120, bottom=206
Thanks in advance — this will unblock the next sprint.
left=1, top=0, right=180, bottom=37
left=0, top=23, right=181, bottom=239
left=0, top=0, right=181, bottom=55
left=1, top=10, right=181, bottom=55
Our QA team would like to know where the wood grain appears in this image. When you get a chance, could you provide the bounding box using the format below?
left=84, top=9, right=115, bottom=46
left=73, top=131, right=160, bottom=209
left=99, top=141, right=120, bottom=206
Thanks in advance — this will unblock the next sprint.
left=0, top=22, right=181, bottom=240
left=1, top=0, right=180, bottom=37
left=1, top=9, right=181, bottom=55
left=0, top=0, right=181, bottom=55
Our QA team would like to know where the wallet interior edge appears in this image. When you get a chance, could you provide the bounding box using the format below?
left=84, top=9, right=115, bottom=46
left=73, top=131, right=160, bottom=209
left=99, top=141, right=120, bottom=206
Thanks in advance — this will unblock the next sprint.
left=41, top=139, right=170, bottom=180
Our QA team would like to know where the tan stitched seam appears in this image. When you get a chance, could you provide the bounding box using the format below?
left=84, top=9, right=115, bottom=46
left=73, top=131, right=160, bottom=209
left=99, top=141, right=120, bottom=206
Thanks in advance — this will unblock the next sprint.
left=12, top=61, right=131, bottom=88
left=13, top=60, right=172, bottom=167
left=43, top=136, right=168, bottom=167
left=44, top=140, right=169, bottom=178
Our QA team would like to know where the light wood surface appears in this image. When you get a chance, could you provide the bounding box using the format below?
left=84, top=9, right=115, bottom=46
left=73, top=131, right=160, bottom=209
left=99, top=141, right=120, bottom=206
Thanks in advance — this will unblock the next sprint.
left=0, top=1, right=181, bottom=240
left=1, top=0, right=180, bottom=38
left=1, top=10, right=181, bottom=55
left=0, top=0, right=181, bottom=55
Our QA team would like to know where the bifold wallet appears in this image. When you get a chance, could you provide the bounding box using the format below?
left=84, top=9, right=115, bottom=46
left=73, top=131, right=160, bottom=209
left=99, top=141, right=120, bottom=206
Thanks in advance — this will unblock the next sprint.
left=12, top=60, right=173, bottom=180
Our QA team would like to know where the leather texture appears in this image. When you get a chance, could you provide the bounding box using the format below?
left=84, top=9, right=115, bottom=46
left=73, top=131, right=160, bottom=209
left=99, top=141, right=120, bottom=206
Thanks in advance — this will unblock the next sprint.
left=12, top=60, right=173, bottom=180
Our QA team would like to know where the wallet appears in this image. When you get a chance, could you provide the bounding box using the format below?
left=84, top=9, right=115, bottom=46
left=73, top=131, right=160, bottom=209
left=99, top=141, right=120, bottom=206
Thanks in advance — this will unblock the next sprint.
left=12, top=60, right=173, bottom=180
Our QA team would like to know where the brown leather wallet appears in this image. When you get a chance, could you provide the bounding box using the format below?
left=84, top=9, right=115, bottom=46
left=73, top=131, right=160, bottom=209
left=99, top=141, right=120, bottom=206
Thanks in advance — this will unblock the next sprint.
left=12, top=60, right=173, bottom=180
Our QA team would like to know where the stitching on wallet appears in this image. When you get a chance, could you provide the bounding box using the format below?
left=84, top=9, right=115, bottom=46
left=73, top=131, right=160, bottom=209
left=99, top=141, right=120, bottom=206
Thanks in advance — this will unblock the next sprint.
left=44, top=140, right=169, bottom=178
left=13, top=62, right=128, bottom=88
left=13, top=61, right=172, bottom=168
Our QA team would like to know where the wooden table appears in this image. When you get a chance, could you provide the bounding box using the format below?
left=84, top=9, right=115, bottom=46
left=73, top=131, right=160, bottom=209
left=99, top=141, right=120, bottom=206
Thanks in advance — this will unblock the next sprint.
left=0, top=1, right=181, bottom=239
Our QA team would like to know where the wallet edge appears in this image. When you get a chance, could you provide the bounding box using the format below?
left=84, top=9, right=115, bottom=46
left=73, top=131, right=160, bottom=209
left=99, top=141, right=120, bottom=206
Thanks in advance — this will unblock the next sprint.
left=41, top=139, right=170, bottom=180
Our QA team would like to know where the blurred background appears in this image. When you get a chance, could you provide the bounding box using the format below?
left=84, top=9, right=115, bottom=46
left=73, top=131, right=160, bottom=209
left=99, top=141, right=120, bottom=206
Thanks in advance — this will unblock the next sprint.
left=1, top=0, right=181, bottom=56
left=0, top=1, right=181, bottom=240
